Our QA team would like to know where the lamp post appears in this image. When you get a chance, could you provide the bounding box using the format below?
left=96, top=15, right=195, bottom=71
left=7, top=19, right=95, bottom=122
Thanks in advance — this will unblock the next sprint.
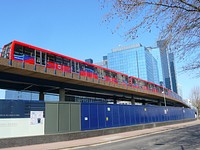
left=161, top=82, right=166, bottom=107
left=163, top=87, right=166, bottom=107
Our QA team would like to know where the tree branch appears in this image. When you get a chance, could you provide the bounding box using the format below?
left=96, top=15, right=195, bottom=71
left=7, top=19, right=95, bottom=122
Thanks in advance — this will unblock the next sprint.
left=179, top=0, right=200, bottom=12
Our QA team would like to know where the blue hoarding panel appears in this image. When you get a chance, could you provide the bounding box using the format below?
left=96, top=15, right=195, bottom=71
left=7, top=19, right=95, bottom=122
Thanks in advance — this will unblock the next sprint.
left=81, top=103, right=90, bottom=130
left=139, top=106, right=146, bottom=124
left=144, top=107, right=150, bottom=123
left=0, top=100, right=45, bottom=119
left=105, top=104, right=113, bottom=128
left=24, top=100, right=45, bottom=118
left=98, top=104, right=106, bottom=129
left=124, top=105, right=131, bottom=126
left=130, top=106, right=136, bottom=125
left=135, top=106, right=141, bottom=124
left=90, top=103, right=98, bottom=129
left=0, top=100, right=25, bottom=118
left=119, top=105, right=125, bottom=126
left=112, top=105, right=120, bottom=127
left=80, top=103, right=196, bottom=131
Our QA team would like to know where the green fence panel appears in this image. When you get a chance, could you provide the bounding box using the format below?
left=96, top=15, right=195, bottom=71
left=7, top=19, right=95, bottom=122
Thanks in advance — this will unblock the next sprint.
left=58, top=102, right=70, bottom=132
left=45, top=103, right=59, bottom=134
left=70, top=103, right=81, bottom=131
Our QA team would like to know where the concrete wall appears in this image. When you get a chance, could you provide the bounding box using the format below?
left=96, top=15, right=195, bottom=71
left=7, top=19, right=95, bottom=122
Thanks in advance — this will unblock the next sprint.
left=0, top=118, right=44, bottom=138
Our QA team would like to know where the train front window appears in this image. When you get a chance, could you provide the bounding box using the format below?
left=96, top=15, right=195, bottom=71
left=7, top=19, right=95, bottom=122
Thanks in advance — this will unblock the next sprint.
left=1, top=43, right=12, bottom=59
left=14, top=44, right=35, bottom=61
left=14, top=44, right=23, bottom=56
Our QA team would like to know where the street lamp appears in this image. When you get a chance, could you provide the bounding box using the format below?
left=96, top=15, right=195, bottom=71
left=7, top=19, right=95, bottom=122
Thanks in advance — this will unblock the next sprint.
left=163, top=88, right=166, bottom=107
left=161, top=82, right=166, bottom=107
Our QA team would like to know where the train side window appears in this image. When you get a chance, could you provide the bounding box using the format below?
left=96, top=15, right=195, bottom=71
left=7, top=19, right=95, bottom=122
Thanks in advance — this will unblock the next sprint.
left=111, top=72, right=117, bottom=78
left=71, top=61, right=75, bottom=72
left=47, top=54, right=55, bottom=62
left=122, top=75, right=128, bottom=83
left=23, top=46, right=34, bottom=57
left=63, top=58, right=70, bottom=66
left=133, top=79, right=137, bottom=85
left=104, top=70, right=110, bottom=77
left=56, top=56, right=63, bottom=65
left=76, top=62, right=80, bottom=73
left=117, top=74, right=122, bottom=82
left=80, top=63, right=85, bottom=71
left=36, top=51, right=40, bottom=64
left=97, top=68, right=102, bottom=78
left=42, top=52, right=46, bottom=65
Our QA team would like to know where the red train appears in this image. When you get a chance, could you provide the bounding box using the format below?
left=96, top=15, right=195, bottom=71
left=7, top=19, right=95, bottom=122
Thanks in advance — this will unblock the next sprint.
left=0, top=40, right=182, bottom=101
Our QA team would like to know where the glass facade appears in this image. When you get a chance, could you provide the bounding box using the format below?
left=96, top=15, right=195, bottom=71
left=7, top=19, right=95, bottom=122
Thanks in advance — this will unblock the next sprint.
left=156, top=40, right=178, bottom=93
left=149, top=47, right=164, bottom=85
left=107, top=44, right=159, bottom=84
left=157, top=40, right=172, bottom=90
left=4, top=90, right=59, bottom=101
left=169, top=53, right=178, bottom=93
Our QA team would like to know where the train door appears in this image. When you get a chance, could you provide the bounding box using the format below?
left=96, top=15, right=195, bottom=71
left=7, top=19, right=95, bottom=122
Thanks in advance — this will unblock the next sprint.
left=71, top=60, right=79, bottom=73
left=35, top=50, right=46, bottom=66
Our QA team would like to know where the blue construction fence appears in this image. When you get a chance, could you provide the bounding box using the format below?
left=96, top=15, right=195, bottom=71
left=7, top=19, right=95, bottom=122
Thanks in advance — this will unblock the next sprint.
left=0, top=100, right=45, bottom=118
left=81, top=103, right=195, bottom=131
left=0, top=100, right=196, bottom=134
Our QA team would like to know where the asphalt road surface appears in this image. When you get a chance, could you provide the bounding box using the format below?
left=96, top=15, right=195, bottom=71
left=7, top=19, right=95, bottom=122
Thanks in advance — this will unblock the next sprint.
left=77, top=124, right=200, bottom=150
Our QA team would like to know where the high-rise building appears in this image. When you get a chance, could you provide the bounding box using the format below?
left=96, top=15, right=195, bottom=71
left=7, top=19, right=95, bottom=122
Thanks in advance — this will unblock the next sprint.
left=157, top=40, right=172, bottom=90
left=148, top=47, right=164, bottom=85
left=85, top=58, right=93, bottom=64
left=169, top=53, right=178, bottom=93
left=104, top=40, right=178, bottom=93
left=107, top=44, right=159, bottom=84
left=157, top=40, right=178, bottom=93
left=94, top=56, right=108, bottom=68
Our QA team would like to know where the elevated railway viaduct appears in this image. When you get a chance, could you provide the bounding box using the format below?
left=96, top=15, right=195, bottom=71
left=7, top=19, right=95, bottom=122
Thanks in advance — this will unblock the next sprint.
left=0, top=57, right=188, bottom=107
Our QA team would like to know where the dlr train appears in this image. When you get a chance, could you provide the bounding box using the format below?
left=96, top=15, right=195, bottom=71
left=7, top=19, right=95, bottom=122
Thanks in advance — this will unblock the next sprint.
left=0, top=40, right=182, bottom=101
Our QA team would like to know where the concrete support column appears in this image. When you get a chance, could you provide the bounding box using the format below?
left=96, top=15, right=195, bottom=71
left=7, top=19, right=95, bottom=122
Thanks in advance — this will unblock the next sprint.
left=158, top=100, right=162, bottom=106
left=59, top=88, right=65, bottom=101
left=142, top=102, right=146, bottom=105
left=114, top=99, right=117, bottom=104
left=39, top=91, right=44, bottom=101
left=131, top=99, right=135, bottom=105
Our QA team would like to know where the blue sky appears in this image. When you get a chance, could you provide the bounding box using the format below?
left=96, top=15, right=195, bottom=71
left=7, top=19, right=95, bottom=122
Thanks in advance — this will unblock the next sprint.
left=0, top=0, right=199, bottom=99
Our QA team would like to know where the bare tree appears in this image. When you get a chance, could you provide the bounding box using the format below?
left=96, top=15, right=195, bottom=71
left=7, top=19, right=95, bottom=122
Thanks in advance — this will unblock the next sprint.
left=100, top=0, right=200, bottom=76
left=190, top=86, right=200, bottom=118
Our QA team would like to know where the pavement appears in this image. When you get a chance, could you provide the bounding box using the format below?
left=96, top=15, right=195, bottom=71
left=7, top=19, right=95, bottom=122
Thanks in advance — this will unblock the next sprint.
left=1, top=120, right=200, bottom=150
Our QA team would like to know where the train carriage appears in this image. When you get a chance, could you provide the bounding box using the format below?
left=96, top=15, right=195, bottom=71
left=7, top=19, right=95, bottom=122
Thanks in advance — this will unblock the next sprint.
left=1, top=40, right=182, bottom=101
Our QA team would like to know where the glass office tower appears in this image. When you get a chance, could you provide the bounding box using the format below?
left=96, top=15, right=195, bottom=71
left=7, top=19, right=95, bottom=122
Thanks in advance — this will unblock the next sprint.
left=149, top=47, right=164, bottom=85
left=169, top=53, right=178, bottom=93
left=157, top=40, right=172, bottom=90
left=107, top=44, right=159, bottom=84
left=155, top=40, right=178, bottom=93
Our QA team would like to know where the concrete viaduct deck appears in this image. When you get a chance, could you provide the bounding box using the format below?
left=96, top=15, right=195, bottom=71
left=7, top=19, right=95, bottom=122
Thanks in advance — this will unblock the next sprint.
left=0, top=57, right=188, bottom=107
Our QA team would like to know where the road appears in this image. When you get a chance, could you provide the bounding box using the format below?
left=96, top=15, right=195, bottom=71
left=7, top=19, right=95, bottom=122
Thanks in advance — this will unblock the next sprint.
left=76, top=124, right=200, bottom=150
left=2, top=120, right=199, bottom=150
